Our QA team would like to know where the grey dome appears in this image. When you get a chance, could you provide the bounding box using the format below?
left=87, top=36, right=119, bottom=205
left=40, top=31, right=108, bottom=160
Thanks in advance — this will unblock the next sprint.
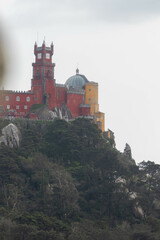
left=65, top=69, right=89, bottom=89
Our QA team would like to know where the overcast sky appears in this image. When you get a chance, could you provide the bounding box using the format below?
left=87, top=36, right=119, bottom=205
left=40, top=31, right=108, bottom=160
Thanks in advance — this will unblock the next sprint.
left=1, top=0, right=160, bottom=164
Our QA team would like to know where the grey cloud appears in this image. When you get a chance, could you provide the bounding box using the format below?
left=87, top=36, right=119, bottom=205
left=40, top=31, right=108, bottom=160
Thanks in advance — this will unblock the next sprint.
left=10, top=0, right=160, bottom=27
left=83, top=0, right=160, bottom=22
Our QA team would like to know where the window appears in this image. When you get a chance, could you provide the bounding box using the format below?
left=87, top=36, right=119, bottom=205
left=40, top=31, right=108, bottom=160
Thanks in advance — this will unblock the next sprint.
left=26, top=96, right=30, bottom=102
left=37, top=53, right=42, bottom=59
left=7, top=105, right=10, bottom=109
left=16, top=105, right=19, bottom=109
left=89, top=89, right=91, bottom=91
left=47, top=69, right=50, bottom=77
left=88, top=98, right=91, bottom=101
left=5, top=96, right=9, bottom=101
left=24, top=105, right=27, bottom=110
left=36, top=69, right=40, bottom=75
left=16, top=96, right=20, bottom=101
left=46, top=53, right=50, bottom=59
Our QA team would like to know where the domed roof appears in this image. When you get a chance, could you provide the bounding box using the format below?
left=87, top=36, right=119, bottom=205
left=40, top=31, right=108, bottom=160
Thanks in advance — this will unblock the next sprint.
left=65, top=69, right=89, bottom=89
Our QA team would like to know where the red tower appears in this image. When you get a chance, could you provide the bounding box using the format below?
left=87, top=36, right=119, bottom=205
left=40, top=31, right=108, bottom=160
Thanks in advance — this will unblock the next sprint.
left=31, top=41, right=56, bottom=108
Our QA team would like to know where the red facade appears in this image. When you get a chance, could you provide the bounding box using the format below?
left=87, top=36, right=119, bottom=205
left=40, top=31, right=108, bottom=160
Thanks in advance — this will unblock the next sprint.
left=0, top=91, right=34, bottom=114
left=79, top=105, right=90, bottom=116
left=67, top=92, right=84, bottom=118
left=0, top=41, right=91, bottom=119
left=56, top=86, right=67, bottom=108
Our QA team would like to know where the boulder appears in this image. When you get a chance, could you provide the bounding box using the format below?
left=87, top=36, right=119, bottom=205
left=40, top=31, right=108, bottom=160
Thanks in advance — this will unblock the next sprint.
left=0, top=123, right=21, bottom=148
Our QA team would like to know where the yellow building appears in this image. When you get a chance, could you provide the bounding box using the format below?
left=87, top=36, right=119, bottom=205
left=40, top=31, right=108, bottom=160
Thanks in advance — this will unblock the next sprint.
left=85, top=82, right=105, bottom=132
left=85, top=82, right=99, bottom=114
left=94, top=111, right=105, bottom=133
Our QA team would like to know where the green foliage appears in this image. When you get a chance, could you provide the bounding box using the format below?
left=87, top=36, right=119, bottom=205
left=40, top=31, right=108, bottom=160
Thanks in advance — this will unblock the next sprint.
left=0, top=119, right=10, bottom=131
left=0, top=118, right=160, bottom=239
left=29, top=104, right=45, bottom=112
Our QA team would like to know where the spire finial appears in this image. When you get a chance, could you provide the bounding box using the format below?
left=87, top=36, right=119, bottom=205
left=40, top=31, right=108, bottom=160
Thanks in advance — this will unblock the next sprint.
left=43, top=36, right=45, bottom=45
left=76, top=68, right=79, bottom=75
left=37, top=32, right=39, bottom=45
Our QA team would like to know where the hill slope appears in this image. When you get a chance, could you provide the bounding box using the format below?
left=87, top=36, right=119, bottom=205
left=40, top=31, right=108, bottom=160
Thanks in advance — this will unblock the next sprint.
left=0, top=118, right=160, bottom=240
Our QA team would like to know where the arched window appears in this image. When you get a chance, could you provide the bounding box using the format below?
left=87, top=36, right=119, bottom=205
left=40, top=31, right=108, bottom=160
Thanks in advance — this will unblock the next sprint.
left=7, top=105, right=10, bottom=109
left=5, top=96, right=9, bottom=101
left=36, top=69, right=40, bottom=75
left=26, top=96, right=30, bottom=102
left=37, top=53, right=42, bottom=59
left=46, top=53, right=50, bottom=59
left=57, top=91, right=59, bottom=100
left=16, top=96, right=20, bottom=101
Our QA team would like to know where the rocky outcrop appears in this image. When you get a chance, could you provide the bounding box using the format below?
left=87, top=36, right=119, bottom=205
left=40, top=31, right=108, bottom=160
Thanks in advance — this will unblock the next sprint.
left=123, top=143, right=132, bottom=159
left=34, top=105, right=53, bottom=120
left=29, top=103, right=72, bottom=121
left=134, top=205, right=144, bottom=218
left=128, top=192, right=137, bottom=200
left=53, top=103, right=72, bottom=120
left=0, top=123, right=21, bottom=148
left=115, top=176, right=126, bottom=184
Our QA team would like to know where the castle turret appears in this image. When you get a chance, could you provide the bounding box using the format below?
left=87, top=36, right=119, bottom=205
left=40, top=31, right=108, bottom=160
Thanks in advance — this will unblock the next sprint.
left=31, top=41, right=56, bottom=106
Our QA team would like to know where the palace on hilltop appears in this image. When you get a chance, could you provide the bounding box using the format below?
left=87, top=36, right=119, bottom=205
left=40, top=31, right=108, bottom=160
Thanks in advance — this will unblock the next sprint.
left=0, top=41, right=105, bottom=132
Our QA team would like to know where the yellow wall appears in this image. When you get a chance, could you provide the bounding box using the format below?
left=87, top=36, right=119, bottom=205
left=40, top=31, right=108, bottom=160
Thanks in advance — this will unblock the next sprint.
left=85, top=82, right=105, bottom=132
left=94, top=112, right=105, bottom=132
left=85, top=83, right=99, bottom=115
left=108, top=130, right=111, bottom=138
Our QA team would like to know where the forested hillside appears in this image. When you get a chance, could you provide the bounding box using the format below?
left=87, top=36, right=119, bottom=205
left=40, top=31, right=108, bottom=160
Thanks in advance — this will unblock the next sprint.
left=0, top=118, right=160, bottom=239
